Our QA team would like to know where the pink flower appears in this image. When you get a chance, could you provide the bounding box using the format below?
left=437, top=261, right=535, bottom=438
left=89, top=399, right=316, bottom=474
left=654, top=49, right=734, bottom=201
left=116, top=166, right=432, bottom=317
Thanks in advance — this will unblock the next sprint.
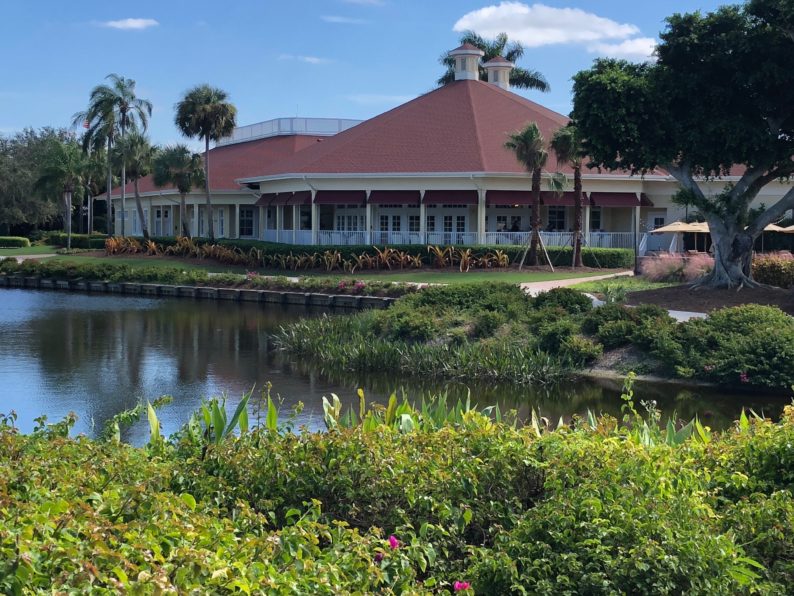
left=388, top=535, right=399, bottom=550
left=703, top=364, right=714, bottom=373
left=739, top=372, right=749, bottom=383
left=454, top=581, right=471, bottom=591
left=374, top=552, right=384, bottom=563
left=337, top=281, right=347, bottom=290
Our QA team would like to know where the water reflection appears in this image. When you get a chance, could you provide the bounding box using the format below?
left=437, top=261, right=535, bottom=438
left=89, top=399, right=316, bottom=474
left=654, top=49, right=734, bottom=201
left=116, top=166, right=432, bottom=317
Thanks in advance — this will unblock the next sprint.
left=0, top=289, right=788, bottom=443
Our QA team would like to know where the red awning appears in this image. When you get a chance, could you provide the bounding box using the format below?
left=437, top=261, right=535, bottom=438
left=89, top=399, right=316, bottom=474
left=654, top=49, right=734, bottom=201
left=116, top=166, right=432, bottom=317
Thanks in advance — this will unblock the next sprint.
left=315, top=190, right=367, bottom=205
left=369, top=190, right=421, bottom=205
left=541, top=191, right=590, bottom=207
left=270, top=192, right=295, bottom=205
left=291, top=190, right=312, bottom=205
left=255, top=193, right=277, bottom=206
left=486, top=190, right=532, bottom=205
left=590, top=192, right=643, bottom=207
left=423, top=190, right=478, bottom=205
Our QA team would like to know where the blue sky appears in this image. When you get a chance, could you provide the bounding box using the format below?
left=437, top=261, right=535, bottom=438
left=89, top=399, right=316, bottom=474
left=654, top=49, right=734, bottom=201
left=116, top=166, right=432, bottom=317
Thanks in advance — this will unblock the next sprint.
left=1, top=0, right=724, bottom=146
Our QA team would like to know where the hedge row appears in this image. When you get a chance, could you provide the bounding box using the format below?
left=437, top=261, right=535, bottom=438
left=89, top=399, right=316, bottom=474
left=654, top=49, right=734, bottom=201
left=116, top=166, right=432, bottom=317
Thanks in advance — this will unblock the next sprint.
left=0, top=236, right=30, bottom=248
left=144, top=236, right=634, bottom=269
left=753, top=255, right=794, bottom=288
left=46, top=232, right=107, bottom=249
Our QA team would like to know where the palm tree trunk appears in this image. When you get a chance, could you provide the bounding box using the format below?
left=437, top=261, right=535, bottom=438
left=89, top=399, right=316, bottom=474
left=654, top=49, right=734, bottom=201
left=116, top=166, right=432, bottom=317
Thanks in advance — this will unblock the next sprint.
left=106, top=137, right=114, bottom=236
left=204, top=137, right=214, bottom=240
left=134, top=179, right=149, bottom=240
left=180, top=193, right=190, bottom=237
left=64, top=191, right=72, bottom=251
left=87, top=184, right=94, bottom=236
left=529, top=167, right=541, bottom=266
left=573, top=166, right=583, bottom=268
left=120, top=122, right=127, bottom=237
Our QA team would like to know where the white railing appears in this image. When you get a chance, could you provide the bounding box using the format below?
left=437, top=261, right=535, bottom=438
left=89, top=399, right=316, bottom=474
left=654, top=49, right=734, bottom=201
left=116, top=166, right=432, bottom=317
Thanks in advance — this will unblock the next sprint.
left=263, top=229, right=278, bottom=242
left=318, top=230, right=369, bottom=246
left=587, top=232, right=634, bottom=249
left=540, top=232, right=575, bottom=247
left=216, top=117, right=363, bottom=146
left=426, top=232, right=478, bottom=246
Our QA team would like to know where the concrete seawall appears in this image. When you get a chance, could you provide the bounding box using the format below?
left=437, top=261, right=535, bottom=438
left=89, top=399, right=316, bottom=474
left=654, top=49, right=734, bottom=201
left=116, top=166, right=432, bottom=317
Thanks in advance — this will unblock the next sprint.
left=0, top=275, right=396, bottom=310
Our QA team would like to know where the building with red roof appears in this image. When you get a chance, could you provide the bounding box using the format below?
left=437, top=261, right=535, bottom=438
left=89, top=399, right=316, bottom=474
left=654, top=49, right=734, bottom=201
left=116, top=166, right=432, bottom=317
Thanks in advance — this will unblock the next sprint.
left=109, top=46, right=790, bottom=253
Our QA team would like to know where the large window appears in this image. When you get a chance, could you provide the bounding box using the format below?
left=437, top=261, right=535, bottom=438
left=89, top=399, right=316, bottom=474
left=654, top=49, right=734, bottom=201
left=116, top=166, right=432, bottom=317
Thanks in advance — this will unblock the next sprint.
left=426, top=215, right=435, bottom=232
left=590, top=207, right=602, bottom=231
left=496, top=215, right=508, bottom=231
left=456, top=216, right=466, bottom=234
left=239, top=207, right=254, bottom=237
left=391, top=215, right=401, bottom=232
left=409, top=215, right=420, bottom=232
left=380, top=215, right=389, bottom=232
left=217, top=208, right=225, bottom=237
left=547, top=207, right=566, bottom=231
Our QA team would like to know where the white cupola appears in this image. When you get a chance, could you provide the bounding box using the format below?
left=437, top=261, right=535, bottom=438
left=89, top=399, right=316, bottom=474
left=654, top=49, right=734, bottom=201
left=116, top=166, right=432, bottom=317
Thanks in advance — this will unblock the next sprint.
left=483, top=56, right=514, bottom=90
left=448, top=43, right=485, bottom=81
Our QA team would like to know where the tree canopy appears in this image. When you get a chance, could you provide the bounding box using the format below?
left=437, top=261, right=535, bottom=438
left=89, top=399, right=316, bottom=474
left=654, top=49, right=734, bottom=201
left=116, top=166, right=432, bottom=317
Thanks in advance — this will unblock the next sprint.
left=571, top=0, right=794, bottom=287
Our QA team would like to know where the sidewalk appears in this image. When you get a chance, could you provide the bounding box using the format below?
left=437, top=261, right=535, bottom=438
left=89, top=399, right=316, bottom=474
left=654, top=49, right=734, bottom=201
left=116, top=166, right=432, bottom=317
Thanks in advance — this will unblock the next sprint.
left=520, top=270, right=633, bottom=296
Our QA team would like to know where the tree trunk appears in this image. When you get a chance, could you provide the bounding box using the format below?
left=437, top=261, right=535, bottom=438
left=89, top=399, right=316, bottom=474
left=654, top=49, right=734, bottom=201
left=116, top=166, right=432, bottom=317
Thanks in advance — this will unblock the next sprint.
left=692, top=219, right=759, bottom=288
left=64, top=191, right=72, bottom=250
left=572, top=166, right=583, bottom=268
left=134, top=179, right=149, bottom=240
left=528, top=167, right=541, bottom=266
left=120, top=124, right=127, bottom=237
left=204, top=137, right=214, bottom=241
left=106, top=137, right=113, bottom=236
left=87, top=186, right=94, bottom=236
left=180, top=193, right=190, bottom=238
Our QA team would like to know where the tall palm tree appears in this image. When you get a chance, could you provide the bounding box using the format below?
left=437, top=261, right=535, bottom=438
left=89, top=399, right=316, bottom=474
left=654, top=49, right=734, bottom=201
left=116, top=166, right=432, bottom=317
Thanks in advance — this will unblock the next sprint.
left=74, top=74, right=152, bottom=237
left=114, top=132, right=156, bottom=239
left=174, top=85, right=237, bottom=240
left=35, top=139, right=86, bottom=250
left=438, top=31, right=549, bottom=91
left=152, top=145, right=205, bottom=238
left=505, top=122, right=548, bottom=267
left=551, top=124, right=586, bottom=268
left=79, top=133, right=109, bottom=235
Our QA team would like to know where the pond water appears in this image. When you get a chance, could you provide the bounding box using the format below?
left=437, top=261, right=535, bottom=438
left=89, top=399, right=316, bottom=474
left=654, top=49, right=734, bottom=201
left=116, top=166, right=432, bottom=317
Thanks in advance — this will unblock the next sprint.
left=0, top=288, right=788, bottom=444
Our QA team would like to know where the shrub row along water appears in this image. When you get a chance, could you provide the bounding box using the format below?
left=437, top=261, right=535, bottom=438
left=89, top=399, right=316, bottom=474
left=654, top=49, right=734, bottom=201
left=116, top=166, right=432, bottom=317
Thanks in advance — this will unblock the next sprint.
left=2, top=391, right=793, bottom=593
left=277, top=284, right=794, bottom=389
left=0, top=259, right=414, bottom=297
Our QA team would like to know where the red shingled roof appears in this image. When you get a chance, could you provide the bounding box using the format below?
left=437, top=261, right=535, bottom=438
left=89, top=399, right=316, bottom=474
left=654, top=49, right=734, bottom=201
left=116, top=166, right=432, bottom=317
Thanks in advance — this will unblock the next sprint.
left=106, top=134, right=322, bottom=199
left=244, top=79, right=579, bottom=180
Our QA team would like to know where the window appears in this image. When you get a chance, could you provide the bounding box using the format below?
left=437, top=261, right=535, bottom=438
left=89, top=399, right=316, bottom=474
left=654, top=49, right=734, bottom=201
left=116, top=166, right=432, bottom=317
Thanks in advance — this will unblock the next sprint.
left=198, top=208, right=204, bottom=237
left=496, top=215, right=508, bottom=231
left=132, top=210, right=139, bottom=235
left=300, top=206, right=311, bottom=230
left=456, top=216, right=466, bottom=234
left=380, top=215, right=389, bottom=232
left=391, top=215, right=401, bottom=232
left=239, top=207, right=254, bottom=237
left=442, top=204, right=467, bottom=209
left=336, top=215, right=345, bottom=231
left=510, top=216, right=522, bottom=231
left=267, top=207, right=275, bottom=229
left=443, top=215, right=452, bottom=233
left=217, top=208, right=225, bottom=236
left=426, top=215, right=435, bottom=232
left=590, top=207, right=602, bottom=231
left=653, top=216, right=665, bottom=230
left=409, top=215, right=420, bottom=232
left=548, top=207, right=565, bottom=231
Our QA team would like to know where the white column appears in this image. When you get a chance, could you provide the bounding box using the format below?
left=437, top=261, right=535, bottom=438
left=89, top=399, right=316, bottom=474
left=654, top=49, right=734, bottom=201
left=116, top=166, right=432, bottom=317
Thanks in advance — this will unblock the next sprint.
left=633, top=201, right=642, bottom=272
left=310, top=191, right=318, bottom=245
left=419, top=190, right=426, bottom=245
left=276, top=205, right=283, bottom=243
left=477, top=189, right=486, bottom=245
left=584, top=203, right=591, bottom=246
left=292, top=204, right=298, bottom=244
left=365, top=194, right=373, bottom=245
left=192, top=204, right=199, bottom=237
left=258, top=205, right=265, bottom=240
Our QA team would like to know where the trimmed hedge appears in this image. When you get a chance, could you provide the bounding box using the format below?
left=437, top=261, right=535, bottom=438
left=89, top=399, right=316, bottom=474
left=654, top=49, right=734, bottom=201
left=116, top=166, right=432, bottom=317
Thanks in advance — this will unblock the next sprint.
left=0, top=236, right=30, bottom=248
left=753, top=255, right=794, bottom=288
left=147, top=236, right=634, bottom=269
left=46, top=232, right=107, bottom=249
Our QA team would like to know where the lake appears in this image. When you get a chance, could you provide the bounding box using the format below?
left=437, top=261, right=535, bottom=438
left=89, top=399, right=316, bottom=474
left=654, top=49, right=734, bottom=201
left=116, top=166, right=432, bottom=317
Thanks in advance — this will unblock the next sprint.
left=0, top=288, right=788, bottom=443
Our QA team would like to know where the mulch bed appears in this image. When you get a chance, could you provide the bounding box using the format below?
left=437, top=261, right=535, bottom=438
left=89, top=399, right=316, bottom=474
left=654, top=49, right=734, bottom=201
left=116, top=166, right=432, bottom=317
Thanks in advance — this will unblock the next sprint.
left=627, top=284, right=794, bottom=315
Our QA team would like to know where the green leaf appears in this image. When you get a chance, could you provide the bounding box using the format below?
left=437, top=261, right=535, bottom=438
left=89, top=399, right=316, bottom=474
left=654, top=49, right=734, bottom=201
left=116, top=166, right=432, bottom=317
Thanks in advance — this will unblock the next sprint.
left=226, top=391, right=251, bottom=437
left=147, top=401, right=160, bottom=446
left=384, top=393, right=397, bottom=427
left=180, top=493, right=197, bottom=511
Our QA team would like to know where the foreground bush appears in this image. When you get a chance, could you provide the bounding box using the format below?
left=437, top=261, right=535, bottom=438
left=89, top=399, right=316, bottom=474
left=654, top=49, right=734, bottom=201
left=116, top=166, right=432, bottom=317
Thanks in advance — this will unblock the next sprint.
left=753, top=252, right=794, bottom=288
left=46, top=231, right=106, bottom=249
left=0, top=236, right=30, bottom=248
left=2, top=394, right=793, bottom=593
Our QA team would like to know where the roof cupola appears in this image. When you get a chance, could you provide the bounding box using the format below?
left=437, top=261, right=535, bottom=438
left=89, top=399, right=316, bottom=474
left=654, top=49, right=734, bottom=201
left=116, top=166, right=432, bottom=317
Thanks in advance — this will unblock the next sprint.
left=483, top=56, right=514, bottom=90
left=448, top=43, right=485, bottom=81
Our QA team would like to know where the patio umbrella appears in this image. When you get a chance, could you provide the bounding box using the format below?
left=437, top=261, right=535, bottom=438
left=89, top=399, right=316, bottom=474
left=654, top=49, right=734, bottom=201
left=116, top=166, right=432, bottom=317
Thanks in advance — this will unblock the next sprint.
left=650, top=221, right=709, bottom=234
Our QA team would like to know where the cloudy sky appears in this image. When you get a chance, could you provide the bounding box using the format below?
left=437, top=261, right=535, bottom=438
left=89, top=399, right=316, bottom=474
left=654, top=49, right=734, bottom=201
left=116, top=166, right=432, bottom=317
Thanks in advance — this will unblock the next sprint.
left=0, top=0, right=723, bottom=145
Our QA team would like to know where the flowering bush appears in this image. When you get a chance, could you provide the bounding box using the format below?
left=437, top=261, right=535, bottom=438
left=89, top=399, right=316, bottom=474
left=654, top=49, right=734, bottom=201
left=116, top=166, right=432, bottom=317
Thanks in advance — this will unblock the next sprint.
left=753, top=252, right=794, bottom=287
left=640, top=253, right=714, bottom=282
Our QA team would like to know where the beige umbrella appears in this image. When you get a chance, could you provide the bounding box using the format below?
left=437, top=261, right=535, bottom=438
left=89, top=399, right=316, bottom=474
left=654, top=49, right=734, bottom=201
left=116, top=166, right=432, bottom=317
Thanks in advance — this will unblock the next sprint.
left=650, top=221, right=709, bottom=234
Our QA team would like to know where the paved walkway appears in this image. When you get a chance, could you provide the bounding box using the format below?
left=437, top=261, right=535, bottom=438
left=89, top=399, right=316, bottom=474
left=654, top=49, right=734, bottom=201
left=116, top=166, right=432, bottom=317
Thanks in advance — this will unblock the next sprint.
left=0, top=254, right=57, bottom=263
left=520, top=270, right=634, bottom=296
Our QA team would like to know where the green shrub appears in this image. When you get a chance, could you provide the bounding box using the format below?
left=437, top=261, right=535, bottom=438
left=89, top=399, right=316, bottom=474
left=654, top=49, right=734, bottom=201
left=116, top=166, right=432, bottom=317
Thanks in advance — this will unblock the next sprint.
left=753, top=255, right=794, bottom=288
left=373, top=304, right=440, bottom=342
left=561, top=334, right=603, bottom=363
left=46, top=232, right=106, bottom=249
left=581, top=302, right=633, bottom=334
left=473, top=311, right=506, bottom=338
left=0, top=236, right=30, bottom=248
left=537, top=318, right=580, bottom=353
left=533, top=287, right=592, bottom=314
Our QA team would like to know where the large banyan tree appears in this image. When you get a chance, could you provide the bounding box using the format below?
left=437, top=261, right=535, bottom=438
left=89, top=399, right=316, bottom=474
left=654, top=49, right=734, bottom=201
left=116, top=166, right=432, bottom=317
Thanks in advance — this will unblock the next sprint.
left=571, top=0, right=794, bottom=288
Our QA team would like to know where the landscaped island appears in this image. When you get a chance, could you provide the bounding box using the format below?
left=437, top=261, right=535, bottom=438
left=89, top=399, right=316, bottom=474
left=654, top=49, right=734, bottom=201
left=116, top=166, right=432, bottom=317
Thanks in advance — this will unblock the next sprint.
left=1, top=393, right=792, bottom=593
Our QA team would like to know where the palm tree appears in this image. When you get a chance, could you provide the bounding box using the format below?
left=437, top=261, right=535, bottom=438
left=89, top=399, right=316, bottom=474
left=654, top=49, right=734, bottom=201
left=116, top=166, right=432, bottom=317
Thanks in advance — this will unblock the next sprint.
left=114, top=132, right=156, bottom=239
left=505, top=123, right=548, bottom=267
left=152, top=145, right=205, bottom=238
left=438, top=31, right=549, bottom=91
left=74, top=74, right=152, bottom=237
left=174, top=85, right=237, bottom=240
left=35, top=139, right=86, bottom=250
left=551, top=124, right=586, bottom=268
left=79, top=133, right=109, bottom=235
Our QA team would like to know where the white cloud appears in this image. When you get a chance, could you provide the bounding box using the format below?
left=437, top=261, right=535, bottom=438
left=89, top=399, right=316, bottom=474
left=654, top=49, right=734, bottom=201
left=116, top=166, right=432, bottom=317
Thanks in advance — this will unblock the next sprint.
left=588, top=37, right=657, bottom=60
left=454, top=2, right=638, bottom=47
left=341, top=0, right=385, bottom=5
left=98, top=18, right=159, bottom=30
left=279, top=54, right=333, bottom=65
left=321, top=15, right=369, bottom=24
left=345, top=93, right=417, bottom=105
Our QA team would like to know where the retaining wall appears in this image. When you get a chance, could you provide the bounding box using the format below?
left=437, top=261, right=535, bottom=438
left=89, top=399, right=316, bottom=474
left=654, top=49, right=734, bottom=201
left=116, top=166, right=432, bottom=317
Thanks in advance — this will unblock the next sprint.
left=0, top=275, right=395, bottom=310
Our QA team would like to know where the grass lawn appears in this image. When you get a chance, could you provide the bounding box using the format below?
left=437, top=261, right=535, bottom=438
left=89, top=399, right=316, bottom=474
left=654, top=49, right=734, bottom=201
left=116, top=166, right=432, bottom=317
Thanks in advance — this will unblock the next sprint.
left=46, top=254, right=248, bottom=274
left=0, top=245, right=59, bottom=256
left=570, top=276, right=680, bottom=293
left=312, top=269, right=616, bottom=284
